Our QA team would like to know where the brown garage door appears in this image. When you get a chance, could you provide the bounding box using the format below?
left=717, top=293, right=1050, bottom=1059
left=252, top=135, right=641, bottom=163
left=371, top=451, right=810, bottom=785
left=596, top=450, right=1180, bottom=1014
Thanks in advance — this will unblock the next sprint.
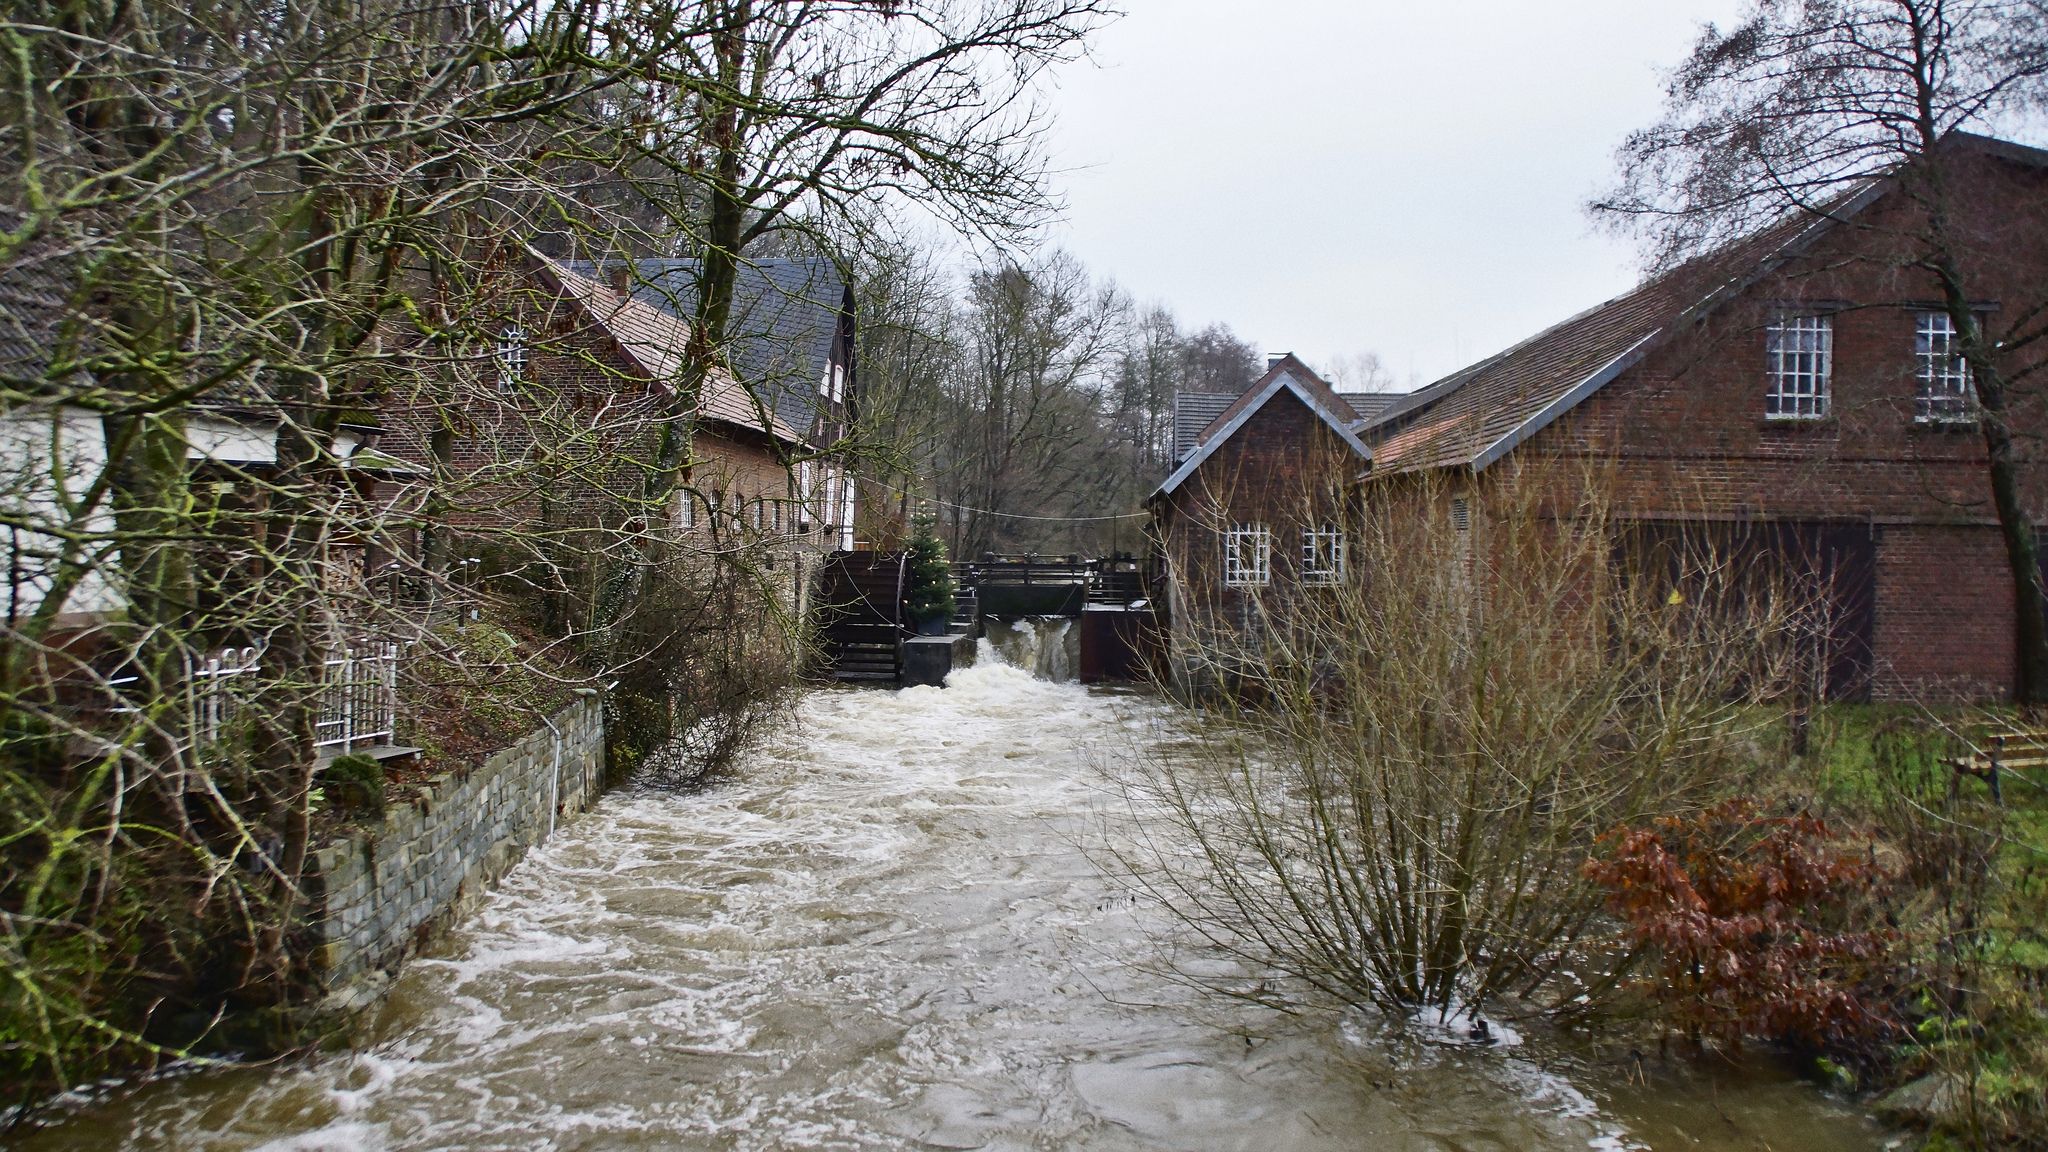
left=1618, top=520, right=1876, bottom=702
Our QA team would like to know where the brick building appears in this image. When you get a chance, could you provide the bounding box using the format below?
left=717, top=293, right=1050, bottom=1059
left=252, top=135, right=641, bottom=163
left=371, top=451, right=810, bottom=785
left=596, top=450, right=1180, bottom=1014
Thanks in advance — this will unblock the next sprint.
left=380, top=253, right=858, bottom=590
left=1375, top=133, right=2048, bottom=700
left=1154, top=133, right=2048, bottom=701
left=1147, top=354, right=1371, bottom=670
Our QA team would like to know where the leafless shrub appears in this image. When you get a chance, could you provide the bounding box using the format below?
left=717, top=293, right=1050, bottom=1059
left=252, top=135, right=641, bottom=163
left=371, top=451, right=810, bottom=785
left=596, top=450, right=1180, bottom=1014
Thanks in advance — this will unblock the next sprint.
left=1112, top=458, right=1820, bottom=1022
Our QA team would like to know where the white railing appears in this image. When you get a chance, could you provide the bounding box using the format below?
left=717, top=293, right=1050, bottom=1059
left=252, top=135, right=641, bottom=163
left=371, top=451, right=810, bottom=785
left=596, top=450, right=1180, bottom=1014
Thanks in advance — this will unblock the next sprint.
left=183, top=640, right=400, bottom=756
left=314, top=642, right=400, bottom=754
left=187, top=645, right=262, bottom=747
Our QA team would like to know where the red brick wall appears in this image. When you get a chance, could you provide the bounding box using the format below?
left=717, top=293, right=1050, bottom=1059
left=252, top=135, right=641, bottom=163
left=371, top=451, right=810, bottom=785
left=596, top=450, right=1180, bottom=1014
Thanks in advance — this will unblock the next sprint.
left=1158, top=386, right=1361, bottom=637
left=378, top=271, right=814, bottom=547
left=1872, top=524, right=2016, bottom=698
left=1526, top=148, right=2048, bottom=698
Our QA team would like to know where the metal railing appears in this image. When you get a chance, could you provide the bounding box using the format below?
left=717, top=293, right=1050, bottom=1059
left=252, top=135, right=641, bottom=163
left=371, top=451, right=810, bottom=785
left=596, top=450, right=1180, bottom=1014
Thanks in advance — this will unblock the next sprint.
left=180, top=640, right=400, bottom=756
left=187, top=645, right=262, bottom=746
left=314, top=641, right=401, bottom=754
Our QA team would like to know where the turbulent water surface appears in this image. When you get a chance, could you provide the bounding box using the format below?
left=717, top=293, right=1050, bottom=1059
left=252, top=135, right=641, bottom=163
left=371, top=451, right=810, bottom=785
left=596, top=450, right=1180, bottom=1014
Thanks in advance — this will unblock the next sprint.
left=14, top=641, right=1882, bottom=1151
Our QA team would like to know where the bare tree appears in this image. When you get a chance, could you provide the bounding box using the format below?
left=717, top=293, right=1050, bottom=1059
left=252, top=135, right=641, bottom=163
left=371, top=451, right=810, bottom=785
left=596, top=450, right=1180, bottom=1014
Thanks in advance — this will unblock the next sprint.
left=935, top=250, right=1125, bottom=555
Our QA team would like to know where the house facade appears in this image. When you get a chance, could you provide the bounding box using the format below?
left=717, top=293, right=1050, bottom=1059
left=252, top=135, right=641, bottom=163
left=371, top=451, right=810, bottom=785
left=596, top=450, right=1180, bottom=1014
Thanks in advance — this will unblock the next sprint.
left=1152, top=134, right=2048, bottom=702
left=1361, top=133, right=2048, bottom=701
left=1147, top=355, right=1371, bottom=677
left=378, top=253, right=861, bottom=622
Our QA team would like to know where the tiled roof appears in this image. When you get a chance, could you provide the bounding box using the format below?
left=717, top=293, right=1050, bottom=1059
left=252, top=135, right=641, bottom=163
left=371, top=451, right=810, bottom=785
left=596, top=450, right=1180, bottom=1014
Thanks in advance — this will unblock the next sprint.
left=1361, top=206, right=1837, bottom=475
left=1172, top=391, right=1240, bottom=464
left=1154, top=354, right=1370, bottom=498
left=543, top=259, right=802, bottom=444
left=1356, top=130, right=2048, bottom=475
left=0, top=229, right=75, bottom=388
left=1335, top=391, right=1399, bottom=425
left=562, top=257, right=846, bottom=444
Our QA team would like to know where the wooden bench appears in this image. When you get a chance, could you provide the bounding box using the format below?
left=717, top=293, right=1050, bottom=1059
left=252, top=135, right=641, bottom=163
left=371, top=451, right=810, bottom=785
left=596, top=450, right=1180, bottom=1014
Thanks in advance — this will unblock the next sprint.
left=1946, top=729, right=2048, bottom=803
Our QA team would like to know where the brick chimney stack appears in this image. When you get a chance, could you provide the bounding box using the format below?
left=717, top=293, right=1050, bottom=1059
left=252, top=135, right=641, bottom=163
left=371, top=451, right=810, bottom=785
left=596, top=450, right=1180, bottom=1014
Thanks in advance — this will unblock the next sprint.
left=608, top=262, right=632, bottom=295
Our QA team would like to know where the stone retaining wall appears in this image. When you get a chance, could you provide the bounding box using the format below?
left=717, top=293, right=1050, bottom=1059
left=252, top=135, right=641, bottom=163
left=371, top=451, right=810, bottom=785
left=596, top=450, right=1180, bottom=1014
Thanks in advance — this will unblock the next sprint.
left=308, top=694, right=605, bottom=987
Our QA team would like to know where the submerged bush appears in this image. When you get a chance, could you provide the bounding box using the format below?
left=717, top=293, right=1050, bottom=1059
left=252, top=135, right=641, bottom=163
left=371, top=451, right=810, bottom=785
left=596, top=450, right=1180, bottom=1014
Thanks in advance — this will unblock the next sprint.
left=1116, top=459, right=1814, bottom=1018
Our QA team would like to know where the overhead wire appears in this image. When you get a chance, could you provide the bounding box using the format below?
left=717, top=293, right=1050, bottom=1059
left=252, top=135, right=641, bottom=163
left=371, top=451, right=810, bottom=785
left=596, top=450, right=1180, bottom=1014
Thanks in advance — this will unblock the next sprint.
left=868, top=477, right=1150, bottom=523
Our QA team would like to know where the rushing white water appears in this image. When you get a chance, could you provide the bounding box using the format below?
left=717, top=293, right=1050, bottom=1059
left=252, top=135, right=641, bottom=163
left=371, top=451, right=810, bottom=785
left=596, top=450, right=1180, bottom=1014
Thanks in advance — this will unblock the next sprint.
left=11, top=639, right=1880, bottom=1151
left=981, top=618, right=1078, bottom=681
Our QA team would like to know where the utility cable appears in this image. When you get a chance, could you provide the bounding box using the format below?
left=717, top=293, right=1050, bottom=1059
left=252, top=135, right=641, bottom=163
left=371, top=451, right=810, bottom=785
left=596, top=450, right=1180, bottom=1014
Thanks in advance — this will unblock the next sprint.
left=868, top=477, right=1151, bottom=523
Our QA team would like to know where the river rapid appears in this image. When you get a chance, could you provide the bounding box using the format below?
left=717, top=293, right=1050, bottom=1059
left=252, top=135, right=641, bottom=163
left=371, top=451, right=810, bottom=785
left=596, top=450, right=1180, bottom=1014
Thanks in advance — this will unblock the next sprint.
left=12, top=641, right=1883, bottom=1151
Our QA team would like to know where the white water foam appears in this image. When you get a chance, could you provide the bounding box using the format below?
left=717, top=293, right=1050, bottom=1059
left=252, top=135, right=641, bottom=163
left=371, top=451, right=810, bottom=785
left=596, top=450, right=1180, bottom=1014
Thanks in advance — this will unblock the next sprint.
left=10, top=660, right=1879, bottom=1152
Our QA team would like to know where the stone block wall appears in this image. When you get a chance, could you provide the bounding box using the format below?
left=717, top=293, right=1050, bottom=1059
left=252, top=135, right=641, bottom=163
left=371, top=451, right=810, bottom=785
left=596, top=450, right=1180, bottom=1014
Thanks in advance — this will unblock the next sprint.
left=307, top=694, right=605, bottom=987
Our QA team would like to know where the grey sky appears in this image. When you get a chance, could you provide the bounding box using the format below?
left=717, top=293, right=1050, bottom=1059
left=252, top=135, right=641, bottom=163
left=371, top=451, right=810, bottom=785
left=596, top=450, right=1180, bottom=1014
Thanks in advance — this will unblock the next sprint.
left=1041, top=0, right=1748, bottom=390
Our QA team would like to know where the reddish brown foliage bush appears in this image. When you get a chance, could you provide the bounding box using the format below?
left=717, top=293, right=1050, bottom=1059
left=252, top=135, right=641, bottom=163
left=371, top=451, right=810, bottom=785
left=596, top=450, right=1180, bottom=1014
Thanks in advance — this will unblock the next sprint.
left=1586, top=801, right=1898, bottom=1050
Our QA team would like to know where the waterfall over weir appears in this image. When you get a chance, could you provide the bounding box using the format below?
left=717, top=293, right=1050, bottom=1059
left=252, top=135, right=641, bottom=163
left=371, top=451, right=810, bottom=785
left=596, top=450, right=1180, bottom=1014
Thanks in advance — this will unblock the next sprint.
left=981, top=617, right=1079, bottom=681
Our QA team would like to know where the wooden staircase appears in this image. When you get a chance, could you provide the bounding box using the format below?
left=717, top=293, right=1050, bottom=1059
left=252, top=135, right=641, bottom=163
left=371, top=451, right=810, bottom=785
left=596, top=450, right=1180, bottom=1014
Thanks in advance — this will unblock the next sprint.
left=818, top=551, right=908, bottom=682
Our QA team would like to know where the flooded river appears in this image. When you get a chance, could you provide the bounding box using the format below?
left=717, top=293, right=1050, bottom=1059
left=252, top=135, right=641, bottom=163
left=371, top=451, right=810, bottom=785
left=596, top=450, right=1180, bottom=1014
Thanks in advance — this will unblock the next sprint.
left=13, top=645, right=1883, bottom=1151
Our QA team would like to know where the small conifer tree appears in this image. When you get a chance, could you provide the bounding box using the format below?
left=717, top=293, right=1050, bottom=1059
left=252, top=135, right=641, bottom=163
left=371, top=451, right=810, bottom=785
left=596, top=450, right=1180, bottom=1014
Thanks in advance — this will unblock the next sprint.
left=904, top=509, right=957, bottom=623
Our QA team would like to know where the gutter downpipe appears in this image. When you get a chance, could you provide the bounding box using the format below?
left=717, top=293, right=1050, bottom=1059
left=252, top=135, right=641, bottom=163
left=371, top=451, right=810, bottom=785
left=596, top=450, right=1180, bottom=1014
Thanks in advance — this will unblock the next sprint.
left=540, top=712, right=563, bottom=839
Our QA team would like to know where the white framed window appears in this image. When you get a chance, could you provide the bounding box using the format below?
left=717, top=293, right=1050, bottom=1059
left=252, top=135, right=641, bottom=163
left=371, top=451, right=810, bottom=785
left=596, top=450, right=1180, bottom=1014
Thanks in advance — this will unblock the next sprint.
left=1765, top=313, right=1832, bottom=419
left=1224, top=523, right=1271, bottom=587
left=771, top=499, right=785, bottom=534
left=677, top=489, right=697, bottom=532
left=497, top=324, right=526, bottom=391
left=1915, top=311, right=1975, bottom=423
left=1302, top=526, right=1346, bottom=586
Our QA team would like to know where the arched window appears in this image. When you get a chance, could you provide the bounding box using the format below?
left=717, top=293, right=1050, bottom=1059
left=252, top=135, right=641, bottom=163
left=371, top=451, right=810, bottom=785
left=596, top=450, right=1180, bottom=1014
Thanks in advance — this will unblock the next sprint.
left=497, top=324, right=527, bottom=390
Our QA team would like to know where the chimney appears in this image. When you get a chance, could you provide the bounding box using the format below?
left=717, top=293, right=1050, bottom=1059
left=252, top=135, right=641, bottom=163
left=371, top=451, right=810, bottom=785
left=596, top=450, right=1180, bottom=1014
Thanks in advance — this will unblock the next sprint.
left=1267, top=352, right=1290, bottom=371
left=608, top=262, right=632, bottom=295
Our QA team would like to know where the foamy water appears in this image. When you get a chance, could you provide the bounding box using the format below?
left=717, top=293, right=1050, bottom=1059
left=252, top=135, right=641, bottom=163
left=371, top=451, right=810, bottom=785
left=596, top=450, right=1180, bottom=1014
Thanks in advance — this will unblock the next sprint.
left=9, top=641, right=1880, bottom=1151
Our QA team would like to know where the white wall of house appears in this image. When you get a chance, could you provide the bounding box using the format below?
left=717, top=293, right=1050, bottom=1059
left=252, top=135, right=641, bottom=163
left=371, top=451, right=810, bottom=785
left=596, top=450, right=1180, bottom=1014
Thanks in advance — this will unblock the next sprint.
left=186, top=414, right=280, bottom=463
left=3, top=403, right=282, bottom=626
left=1, top=401, right=122, bottom=623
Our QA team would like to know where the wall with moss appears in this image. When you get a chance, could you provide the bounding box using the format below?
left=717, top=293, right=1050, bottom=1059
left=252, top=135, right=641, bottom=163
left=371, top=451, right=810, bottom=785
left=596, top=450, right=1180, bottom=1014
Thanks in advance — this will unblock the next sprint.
left=306, top=695, right=605, bottom=987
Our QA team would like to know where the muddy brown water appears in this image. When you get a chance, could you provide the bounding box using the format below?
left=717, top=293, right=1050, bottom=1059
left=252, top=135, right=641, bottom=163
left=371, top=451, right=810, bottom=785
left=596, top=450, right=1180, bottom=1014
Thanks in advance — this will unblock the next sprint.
left=11, top=644, right=1884, bottom=1151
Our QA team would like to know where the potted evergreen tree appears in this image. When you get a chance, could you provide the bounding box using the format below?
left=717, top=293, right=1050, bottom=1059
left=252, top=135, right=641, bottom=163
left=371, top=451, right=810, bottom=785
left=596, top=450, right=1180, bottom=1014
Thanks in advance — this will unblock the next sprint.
left=904, top=510, right=957, bottom=636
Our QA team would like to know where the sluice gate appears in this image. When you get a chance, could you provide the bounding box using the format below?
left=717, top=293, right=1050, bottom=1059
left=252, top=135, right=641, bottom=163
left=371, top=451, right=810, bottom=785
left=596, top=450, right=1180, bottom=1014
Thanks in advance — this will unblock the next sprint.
left=817, top=551, right=1164, bottom=685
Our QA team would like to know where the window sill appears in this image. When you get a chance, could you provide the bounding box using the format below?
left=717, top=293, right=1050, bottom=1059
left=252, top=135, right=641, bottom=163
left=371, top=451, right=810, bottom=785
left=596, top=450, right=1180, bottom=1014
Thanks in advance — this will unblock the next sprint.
left=1912, top=416, right=1980, bottom=431
left=1760, top=415, right=1837, bottom=433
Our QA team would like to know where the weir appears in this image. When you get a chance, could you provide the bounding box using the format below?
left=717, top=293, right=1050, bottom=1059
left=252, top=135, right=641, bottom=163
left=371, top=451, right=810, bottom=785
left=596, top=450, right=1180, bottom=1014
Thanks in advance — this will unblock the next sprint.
left=819, top=551, right=1161, bottom=686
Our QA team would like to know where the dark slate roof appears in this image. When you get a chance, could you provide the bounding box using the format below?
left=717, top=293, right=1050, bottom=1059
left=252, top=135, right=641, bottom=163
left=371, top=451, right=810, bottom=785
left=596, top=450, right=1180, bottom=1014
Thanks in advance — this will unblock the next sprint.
left=1172, top=391, right=1240, bottom=464
left=1362, top=131, right=2048, bottom=475
left=564, top=257, right=847, bottom=443
left=1335, top=391, right=1399, bottom=425
left=0, top=232, right=75, bottom=388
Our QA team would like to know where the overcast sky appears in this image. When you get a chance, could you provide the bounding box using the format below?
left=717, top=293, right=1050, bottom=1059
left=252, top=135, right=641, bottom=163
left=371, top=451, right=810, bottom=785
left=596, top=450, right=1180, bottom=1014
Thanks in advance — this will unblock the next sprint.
left=1038, top=0, right=1749, bottom=390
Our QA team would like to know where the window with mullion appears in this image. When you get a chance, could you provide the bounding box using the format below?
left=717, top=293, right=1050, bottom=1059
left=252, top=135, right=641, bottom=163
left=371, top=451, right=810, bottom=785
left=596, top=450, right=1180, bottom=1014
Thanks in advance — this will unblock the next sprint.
left=496, top=324, right=527, bottom=391
left=1301, top=526, right=1345, bottom=586
left=1915, top=311, right=1975, bottom=422
left=1766, top=314, right=1832, bottom=419
left=1224, top=523, right=1271, bottom=587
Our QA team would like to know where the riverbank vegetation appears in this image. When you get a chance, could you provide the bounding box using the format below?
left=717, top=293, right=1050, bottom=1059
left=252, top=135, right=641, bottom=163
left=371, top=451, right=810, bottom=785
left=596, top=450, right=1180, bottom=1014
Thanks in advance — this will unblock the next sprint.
left=1, top=0, right=1114, bottom=1119
left=1117, top=462, right=2048, bottom=1151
